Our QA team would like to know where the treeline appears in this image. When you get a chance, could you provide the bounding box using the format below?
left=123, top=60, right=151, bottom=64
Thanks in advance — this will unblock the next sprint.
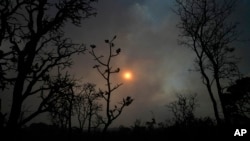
left=2, top=86, right=249, bottom=140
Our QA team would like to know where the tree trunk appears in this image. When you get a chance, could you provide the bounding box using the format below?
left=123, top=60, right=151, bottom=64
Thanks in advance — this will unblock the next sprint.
left=7, top=38, right=38, bottom=130
left=199, top=63, right=222, bottom=125
left=88, top=107, right=92, bottom=133
left=7, top=73, right=25, bottom=129
left=102, top=123, right=109, bottom=133
left=214, top=72, right=230, bottom=125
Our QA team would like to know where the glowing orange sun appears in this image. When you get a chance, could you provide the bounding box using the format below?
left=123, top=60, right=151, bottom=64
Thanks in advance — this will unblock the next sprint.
left=123, top=72, right=132, bottom=80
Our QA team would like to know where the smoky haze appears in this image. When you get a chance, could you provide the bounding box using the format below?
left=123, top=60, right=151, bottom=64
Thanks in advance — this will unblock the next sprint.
left=62, top=0, right=250, bottom=127
left=1, top=0, right=250, bottom=128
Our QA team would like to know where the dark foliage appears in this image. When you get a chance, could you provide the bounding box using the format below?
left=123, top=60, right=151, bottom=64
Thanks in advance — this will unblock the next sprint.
left=2, top=119, right=249, bottom=141
left=223, top=77, right=250, bottom=125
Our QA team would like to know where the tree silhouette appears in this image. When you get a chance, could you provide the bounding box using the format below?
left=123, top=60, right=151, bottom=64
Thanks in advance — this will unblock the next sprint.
left=74, top=83, right=102, bottom=133
left=89, top=36, right=133, bottom=133
left=223, top=77, right=250, bottom=125
left=167, top=94, right=198, bottom=127
left=0, top=0, right=97, bottom=130
left=47, top=70, right=75, bottom=131
left=175, top=0, right=240, bottom=125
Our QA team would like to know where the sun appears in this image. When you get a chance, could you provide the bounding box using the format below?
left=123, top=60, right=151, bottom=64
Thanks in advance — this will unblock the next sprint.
left=123, top=72, right=132, bottom=80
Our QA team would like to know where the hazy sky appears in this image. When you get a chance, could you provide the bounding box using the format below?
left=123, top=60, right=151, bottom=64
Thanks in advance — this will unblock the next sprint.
left=61, top=0, right=250, bottom=127
left=1, top=0, right=250, bottom=128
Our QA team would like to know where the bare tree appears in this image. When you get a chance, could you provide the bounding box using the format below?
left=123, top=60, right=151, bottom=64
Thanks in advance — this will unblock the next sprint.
left=74, top=86, right=88, bottom=132
left=175, top=0, right=240, bottom=125
left=74, top=83, right=102, bottom=133
left=167, top=94, right=198, bottom=127
left=0, top=0, right=97, bottom=130
left=47, top=70, right=75, bottom=131
left=89, top=36, right=133, bottom=133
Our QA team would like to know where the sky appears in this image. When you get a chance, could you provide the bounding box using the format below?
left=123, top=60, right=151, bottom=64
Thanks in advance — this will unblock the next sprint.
left=59, top=0, right=250, bottom=128
left=1, top=0, right=250, bottom=128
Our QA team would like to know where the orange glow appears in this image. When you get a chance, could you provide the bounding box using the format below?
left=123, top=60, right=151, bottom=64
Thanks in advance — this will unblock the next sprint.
left=123, top=72, right=132, bottom=80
